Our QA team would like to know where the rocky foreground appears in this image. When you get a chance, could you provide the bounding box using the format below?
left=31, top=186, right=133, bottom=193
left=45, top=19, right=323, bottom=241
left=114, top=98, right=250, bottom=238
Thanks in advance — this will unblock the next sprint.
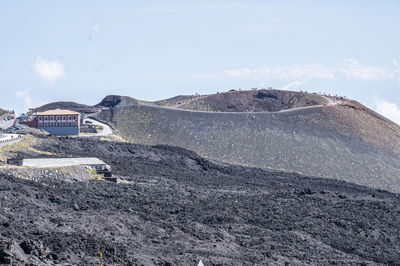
left=0, top=136, right=399, bottom=265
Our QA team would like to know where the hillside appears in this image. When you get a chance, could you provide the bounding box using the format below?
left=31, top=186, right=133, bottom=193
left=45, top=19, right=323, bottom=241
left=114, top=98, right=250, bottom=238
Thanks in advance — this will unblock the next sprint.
left=0, top=108, right=6, bottom=117
left=33, top=89, right=329, bottom=115
left=156, top=89, right=330, bottom=112
left=31, top=96, right=151, bottom=115
left=95, top=95, right=151, bottom=109
left=95, top=89, right=331, bottom=112
left=31, top=101, right=102, bottom=115
left=95, top=90, right=400, bottom=193
left=1, top=136, right=399, bottom=265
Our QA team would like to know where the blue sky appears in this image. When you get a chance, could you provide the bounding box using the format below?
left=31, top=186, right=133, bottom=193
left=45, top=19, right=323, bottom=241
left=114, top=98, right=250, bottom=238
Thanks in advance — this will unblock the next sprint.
left=1, top=0, right=400, bottom=123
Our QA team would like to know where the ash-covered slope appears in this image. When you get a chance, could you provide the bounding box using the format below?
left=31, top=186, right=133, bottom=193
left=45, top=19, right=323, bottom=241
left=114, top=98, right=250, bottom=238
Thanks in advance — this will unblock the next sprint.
left=31, top=101, right=102, bottom=115
left=2, top=136, right=400, bottom=265
left=157, top=89, right=330, bottom=112
left=96, top=90, right=400, bottom=193
left=95, top=89, right=329, bottom=112
left=33, top=89, right=326, bottom=115
left=31, top=95, right=150, bottom=115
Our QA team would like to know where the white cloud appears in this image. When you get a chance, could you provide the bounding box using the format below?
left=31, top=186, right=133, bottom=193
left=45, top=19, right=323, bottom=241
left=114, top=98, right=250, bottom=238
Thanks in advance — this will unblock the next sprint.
left=14, top=89, right=45, bottom=114
left=88, top=24, right=101, bottom=41
left=375, top=99, right=400, bottom=125
left=281, top=79, right=307, bottom=90
left=15, top=89, right=33, bottom=108
left=340, top=59, right=395, bottom=80
left=198, top=59, right=399, bottom=88
left=393, top=59, right=400, bottom=87
left=34, top=56, right=66, bottom=83
left=199, top=63, right=335, bottom=81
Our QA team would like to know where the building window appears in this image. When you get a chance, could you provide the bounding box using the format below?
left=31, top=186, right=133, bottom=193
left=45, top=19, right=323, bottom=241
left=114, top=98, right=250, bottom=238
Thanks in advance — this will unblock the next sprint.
left=57, top=122, right=61, bottom=126
left=44, top=116, right=48, bottom=121
left=50, top=116, right=54, bottom=120
left=68, top=122, right=72, bottom=126
left=38, top=116, right=42, bottom=121
left=44, top=122, right=48, bottom=126
left=56, top=116, right=60, bottom=120
left=62, top=116, right=66, bottom=120
left=68, top=116, right=71, bottom=120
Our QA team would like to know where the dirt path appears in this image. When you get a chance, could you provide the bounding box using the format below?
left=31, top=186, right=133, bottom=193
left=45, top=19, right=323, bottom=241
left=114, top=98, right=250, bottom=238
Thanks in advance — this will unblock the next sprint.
left=0, top=118, right=14, bottom=130
left=81, top=118, right=113, bottom=136
left=277, top=96, right=341, bottom=113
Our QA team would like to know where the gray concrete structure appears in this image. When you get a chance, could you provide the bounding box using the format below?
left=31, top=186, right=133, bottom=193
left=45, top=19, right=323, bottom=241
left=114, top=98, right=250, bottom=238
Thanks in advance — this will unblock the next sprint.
left=39, top=126, right=79, bottom=136
left=0, top=134, right=23, bottom=147
left=23, top=157, right=110, bottom=171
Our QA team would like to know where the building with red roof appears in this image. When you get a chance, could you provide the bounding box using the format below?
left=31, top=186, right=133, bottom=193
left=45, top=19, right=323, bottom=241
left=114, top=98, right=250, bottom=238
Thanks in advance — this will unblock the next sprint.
left=35, top=109, right=81, bottom=135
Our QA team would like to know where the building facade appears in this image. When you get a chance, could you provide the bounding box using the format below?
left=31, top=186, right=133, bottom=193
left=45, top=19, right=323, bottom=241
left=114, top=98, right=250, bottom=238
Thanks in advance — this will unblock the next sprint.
left=36, top=109, right=80, bottom=136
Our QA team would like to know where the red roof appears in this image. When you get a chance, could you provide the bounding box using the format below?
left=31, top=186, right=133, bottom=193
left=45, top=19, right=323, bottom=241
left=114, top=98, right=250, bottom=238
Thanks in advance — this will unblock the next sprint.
left=36, top=109, right=80, bottom=116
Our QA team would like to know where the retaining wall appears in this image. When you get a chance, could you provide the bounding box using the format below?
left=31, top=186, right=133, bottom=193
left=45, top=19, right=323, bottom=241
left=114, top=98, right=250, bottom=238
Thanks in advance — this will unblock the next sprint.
left=0, top=134, right=23, bottom=147
left=38, top=126, right=79, bottom=136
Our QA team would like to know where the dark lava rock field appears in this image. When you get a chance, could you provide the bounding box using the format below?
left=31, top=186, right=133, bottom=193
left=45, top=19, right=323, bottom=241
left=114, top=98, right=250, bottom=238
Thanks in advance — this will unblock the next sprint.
left=1, top=136, right=400, bottom=265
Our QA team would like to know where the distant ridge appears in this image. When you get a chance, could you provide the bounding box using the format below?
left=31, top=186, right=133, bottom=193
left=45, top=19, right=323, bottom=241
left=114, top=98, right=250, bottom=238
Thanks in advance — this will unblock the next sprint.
left=155, top=89, right=331, bottom=112
left=34, top=89, right=332, bottom=114
left=97, top=89, right=333, bottom=113
left=32, top=95, right=153, bottom=115
left=31, top=101, right=102, bottom=115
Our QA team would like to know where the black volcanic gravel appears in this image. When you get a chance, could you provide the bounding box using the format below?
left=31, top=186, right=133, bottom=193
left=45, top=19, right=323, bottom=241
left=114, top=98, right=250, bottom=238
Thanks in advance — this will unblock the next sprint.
left=1, top=136, right=400, bottom=265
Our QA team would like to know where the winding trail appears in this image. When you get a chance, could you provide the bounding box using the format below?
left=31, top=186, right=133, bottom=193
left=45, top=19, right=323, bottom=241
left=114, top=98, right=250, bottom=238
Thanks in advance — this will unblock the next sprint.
left=81, top=118, right=113, bottom=137
left=277, top=96, right=342, bottom=113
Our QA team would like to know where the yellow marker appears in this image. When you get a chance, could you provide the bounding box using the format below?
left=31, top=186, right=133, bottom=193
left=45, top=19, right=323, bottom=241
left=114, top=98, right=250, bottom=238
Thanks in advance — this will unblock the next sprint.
left=100, top=252, right=103, bottom=266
